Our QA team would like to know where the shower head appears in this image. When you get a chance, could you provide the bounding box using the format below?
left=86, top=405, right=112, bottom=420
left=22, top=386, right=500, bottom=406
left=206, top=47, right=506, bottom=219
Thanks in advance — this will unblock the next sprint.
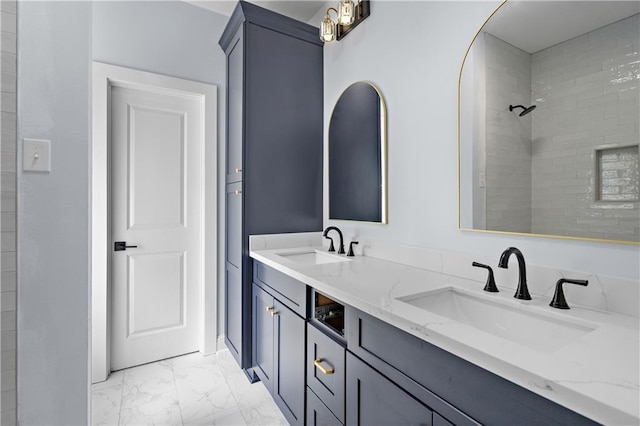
left=509, top=104, right=536, bottom=117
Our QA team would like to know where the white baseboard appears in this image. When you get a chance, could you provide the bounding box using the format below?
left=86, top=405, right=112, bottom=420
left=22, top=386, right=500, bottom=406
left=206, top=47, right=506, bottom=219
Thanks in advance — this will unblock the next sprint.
left=216, top=336, right=227, bottom=353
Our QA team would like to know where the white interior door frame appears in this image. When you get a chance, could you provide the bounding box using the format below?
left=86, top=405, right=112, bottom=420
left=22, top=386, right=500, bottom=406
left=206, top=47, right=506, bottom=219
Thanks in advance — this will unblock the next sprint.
left=91, top=62, right=218, bottom=383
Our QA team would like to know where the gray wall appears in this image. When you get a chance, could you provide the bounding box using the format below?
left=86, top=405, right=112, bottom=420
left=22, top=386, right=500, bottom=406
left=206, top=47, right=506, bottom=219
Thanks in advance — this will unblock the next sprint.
left=1, top=1, right=17, bottom=424
left=93, top=1, right=227, bottom=86
left=322, top=1, right=640, bottom=280
left=17, top=2, right=227, bottom=424
left=17, top=1, right=92, bottom=424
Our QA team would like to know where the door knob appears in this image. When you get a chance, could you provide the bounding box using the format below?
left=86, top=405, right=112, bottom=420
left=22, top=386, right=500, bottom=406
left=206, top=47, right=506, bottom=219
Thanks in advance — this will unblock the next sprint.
left=114, top=241, right=138, bottom=251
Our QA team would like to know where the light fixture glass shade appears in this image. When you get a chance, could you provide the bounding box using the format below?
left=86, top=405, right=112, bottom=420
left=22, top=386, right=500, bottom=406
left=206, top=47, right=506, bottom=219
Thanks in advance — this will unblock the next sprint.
left=338, top=0, right=355, bottom=25
left=320, top=13, right=336, bottom=42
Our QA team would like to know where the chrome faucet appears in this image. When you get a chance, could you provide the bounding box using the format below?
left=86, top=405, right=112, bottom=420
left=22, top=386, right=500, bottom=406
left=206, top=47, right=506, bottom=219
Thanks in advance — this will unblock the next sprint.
left=498, top=247, right=531, bottom=300
left=323, top=226, right=345, bottom=254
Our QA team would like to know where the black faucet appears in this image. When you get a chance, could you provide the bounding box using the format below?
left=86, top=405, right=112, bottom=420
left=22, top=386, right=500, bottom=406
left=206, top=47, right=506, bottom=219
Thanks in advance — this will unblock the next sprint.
left=323, top=226, right=345, bottom=254
left=472, top=262, right=498, bottom=292
left=549, top=278, right=588, bottom=310
left=498, top=247, right=531, bottom=300
left=324, top=235, right=336, bottom=252
left=347, top=241, right=359, bottom=257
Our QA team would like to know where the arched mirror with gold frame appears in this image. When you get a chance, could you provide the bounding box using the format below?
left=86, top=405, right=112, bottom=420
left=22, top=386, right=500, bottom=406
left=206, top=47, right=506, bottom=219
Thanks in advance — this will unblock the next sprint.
left=329, top=81, right=388, bottom=223
left=458, top=0, right=640, bottom=244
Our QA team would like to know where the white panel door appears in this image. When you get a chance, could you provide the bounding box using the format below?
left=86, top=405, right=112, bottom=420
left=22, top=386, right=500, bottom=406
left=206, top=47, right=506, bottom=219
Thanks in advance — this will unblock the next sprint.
left=111, top=85, right=202, bottom=371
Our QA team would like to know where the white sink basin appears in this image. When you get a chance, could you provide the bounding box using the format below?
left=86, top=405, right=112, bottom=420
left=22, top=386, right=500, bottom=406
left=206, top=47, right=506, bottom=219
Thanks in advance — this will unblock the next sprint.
left=276, top=250, right=351, bottom=265
left=397, top=287, right=598, bottom=353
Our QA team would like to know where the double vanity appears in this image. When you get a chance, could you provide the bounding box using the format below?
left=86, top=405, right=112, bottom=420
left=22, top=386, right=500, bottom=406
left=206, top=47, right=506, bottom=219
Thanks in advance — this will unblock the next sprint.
left=217, top=2, right=640, bottom=425
left=248, top=232, right=639, bottom=425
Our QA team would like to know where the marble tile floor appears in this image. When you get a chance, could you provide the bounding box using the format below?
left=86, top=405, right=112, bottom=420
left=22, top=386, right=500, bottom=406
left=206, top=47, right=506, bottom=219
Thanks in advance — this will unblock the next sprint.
left=92, top=350, right=287, bottom=426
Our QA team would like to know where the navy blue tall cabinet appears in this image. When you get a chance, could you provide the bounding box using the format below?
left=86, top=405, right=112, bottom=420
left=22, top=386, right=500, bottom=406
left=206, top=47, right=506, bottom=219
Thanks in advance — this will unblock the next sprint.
left=219, top=1, right=324, bottom=373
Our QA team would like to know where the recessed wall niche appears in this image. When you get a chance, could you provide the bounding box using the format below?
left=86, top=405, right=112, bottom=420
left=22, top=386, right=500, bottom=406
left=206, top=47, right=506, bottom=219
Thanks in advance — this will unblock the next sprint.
left=596, top=145, right=639, bottom=202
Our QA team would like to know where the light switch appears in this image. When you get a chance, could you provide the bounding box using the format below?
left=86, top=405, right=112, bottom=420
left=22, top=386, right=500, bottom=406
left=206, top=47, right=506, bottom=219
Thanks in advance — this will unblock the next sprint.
left=23, top=138, right=51, bottom=172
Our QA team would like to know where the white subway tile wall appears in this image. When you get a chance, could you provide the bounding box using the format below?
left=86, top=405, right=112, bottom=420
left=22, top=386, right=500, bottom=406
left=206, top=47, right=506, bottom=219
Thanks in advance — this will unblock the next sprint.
left=484, top=33, right=532, bottom=233
left=0, top=1, right=16, bottom=424
left=531, top=14, right=639, bottom=240
left=482, top=15, right=639, bottom=241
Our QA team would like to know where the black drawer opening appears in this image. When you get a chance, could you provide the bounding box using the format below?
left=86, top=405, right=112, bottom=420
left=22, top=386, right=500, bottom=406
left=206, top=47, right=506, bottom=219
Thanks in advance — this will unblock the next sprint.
left=313, top=290, right=345, bottom=337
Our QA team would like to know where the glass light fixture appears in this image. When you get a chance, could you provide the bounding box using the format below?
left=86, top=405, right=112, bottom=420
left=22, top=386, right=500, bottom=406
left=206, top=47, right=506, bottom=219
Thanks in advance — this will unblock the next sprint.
left=320, top=8, right=338, bottom=43
left=320, top=0, right=369, bottom=43
left=338, top=0, right=355, bottom=25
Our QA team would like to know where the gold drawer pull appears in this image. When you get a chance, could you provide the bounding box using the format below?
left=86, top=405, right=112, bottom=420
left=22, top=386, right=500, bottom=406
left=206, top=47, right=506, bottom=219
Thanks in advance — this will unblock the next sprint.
left=234, top=190, right=242, bottom=195
left=314, top=359, right=334, bottom=375
left=235, top=168, right=242, bottom=173
left=270, top=310, right=279, bottom=317
left=266, top=306, right=274, bottom=312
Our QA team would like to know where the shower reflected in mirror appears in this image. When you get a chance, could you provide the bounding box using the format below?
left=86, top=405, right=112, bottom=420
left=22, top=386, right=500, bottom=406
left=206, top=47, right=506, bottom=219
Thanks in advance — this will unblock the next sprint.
left=458, top=0, right=640, bottom=243
left=509, top=104, right=536, bottom=117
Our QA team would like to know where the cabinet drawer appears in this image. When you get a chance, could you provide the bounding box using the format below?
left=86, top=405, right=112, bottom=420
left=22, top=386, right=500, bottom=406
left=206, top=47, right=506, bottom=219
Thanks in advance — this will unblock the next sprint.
left=307, top=387, right=343, bottom=426
left=254, top=261, right=307, bottom=317
left=307, top=323, right=345, bottom=423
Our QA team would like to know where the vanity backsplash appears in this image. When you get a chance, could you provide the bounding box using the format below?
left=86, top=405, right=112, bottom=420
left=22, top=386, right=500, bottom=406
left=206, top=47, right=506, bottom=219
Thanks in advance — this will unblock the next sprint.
left=250, top=233, right=639, bottom=318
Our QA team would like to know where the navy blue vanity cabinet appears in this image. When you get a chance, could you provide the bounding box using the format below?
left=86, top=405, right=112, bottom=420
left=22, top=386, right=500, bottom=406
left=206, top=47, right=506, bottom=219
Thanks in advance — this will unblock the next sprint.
left=219, top=0, right=323, bottom=372
left=345, top=308, right=599, bottom=426
left=225, top=183, right=243, bottom=361
left=226, top=29, right=243, bottom=184
left=307, top=387, right=342, bottom=426
left=433, top=413, right=454, bottom=426
left=252, top=263, right=308, bottom=425
left=224, top=261, right=242, bottom=360
left=252, top=284, right=274, bottom=391
left=272, top=298, right=306, bottom=425
left=346, top=352, right=434, bottom=426
left=307, top=323, right=346, bottom=423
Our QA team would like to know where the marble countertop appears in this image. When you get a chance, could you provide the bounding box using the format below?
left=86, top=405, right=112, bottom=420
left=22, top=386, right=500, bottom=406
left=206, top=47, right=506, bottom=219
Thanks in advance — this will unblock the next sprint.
left=249, top=234, right=639, bottom=425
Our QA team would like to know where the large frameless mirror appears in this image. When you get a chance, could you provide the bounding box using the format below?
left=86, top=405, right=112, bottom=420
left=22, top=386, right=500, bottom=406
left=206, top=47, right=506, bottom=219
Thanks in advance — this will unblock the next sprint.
left=459, top=0, right=640, bottom=244
left=329, top=81, right=387, bottom=223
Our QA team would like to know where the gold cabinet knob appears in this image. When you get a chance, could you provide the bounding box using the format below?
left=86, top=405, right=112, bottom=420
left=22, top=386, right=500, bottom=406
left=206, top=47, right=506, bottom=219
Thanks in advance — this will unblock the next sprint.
left=235, top=168, right=242, bottom=173
left=266, top=306, right=274, bottom=312
left=234, top=190, right=242, bottom=195
left=270, top=310, right=279, bottom=317
left=313, top=359, right=334, bottom=375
